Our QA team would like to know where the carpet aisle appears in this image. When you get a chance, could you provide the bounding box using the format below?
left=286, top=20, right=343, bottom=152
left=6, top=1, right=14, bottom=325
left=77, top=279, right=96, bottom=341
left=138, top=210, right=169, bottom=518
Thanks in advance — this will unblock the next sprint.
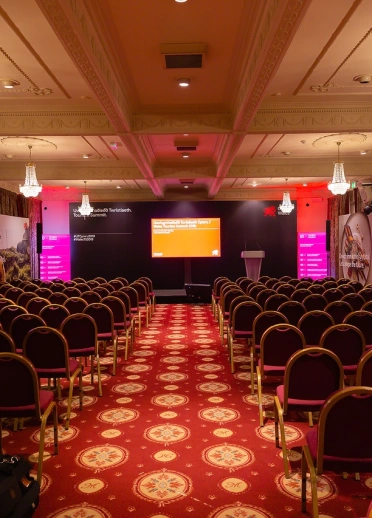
left=2, top=303, right=372, bottom=518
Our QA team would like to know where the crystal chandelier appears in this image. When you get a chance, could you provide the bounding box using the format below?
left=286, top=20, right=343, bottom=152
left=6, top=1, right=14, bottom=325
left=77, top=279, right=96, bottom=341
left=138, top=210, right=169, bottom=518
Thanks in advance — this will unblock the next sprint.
left=328, top=141, right=350, bottom=195
left=279, top=179, right=295, bottom=214
left=78, top=181, right=94, bottom=216
left=19, top=145, right=42, bottom=198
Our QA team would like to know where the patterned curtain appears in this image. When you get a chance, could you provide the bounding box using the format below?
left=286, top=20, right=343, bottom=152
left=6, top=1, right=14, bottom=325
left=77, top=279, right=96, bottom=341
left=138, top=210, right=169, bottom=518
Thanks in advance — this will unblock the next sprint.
left=327, top=188, right=363, bottom=279
left=0, top=188, right=42, bottom=279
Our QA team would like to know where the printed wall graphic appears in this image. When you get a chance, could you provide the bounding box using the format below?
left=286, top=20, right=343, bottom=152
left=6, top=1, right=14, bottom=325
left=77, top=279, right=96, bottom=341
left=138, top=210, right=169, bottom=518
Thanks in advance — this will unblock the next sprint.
left=338, top=213, right=371, bottom=285
left=0, top=214, right=31, bottom=281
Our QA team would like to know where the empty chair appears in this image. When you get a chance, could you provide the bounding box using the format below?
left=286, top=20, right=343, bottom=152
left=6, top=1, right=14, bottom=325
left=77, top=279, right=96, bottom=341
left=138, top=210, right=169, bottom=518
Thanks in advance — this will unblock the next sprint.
left=362, top=300, right=372, bottom=313
left=0, top=352, right=59, bottom=484
left=115, top=277, right=129, bottom=286
left=137, top=277, right=156, bottom=315
left=323, top=287, right=343, bottom=304
left=62, top=286, right=82, bottom=298
left=237, top=278, right=254, bottom=293
left=319, top=323, right=365, bottom=379
left=325, top=300, right=352, bottom=324
left=322, top=280, right=338, bottom=290
left=100, top=283, right=115, bottom=293
left=17, top=291, right=38, bottom=308
left=80, top=290, right=102, bottom=304
left=308, top=284, right=325, bottom=294
left=35, top=287, right=53, bottom=299
left=0, top=298, right=15, bottom=312
left=264, top=293, right=289, bottom=311
left=72, top=277, right=86, bottom=283
left=265, top=278, right=279, bottom=289
left=40, top=304, right=70, bottom=329
left=302, top=294, right=328, bottom=312
left=278, top=300, right=306, bottom=326
left=279, top=275, right=292, bottom=282
left=337, top=277, right=351, bottom=285
left=50, top=282, right=66, bottom=293
left=0, top=284, right=12, bottom=295
left=23, top=326, right=83, bottom=430
left=4, top=287, right=24, bottom=303
left=23, top=283, right=39, bottom=292
left=93, top=286, right=110, bottom=298
left=255, top=288, right=276, bottom=309
left=348, top=280, right=364, bottom=292
left=247, top=283, right=266, bottom=299
left=287, top=278, right=300, bottom=287
left=258, top=275, right=270, bottom=284
left=93, top=277, right=107, bottom=284
left=131, top=281, right=152, bottom=328
left=101, top=295, right=134, bottom=360
left=360, top=286, right=372, bottom=302
left=120, top=286, right=142, bottom=336
left=290, top=288, right=311, bottom=303
left=0, top=305, right=28, bottom=333
left=226, top=301, right=262, bottom=373
left=218, top=288, right=245, bottom=341
left=276, top=283, right=295, bottom=297
left=9, top=313, right=46, bottom=353
left=271, top=281, right=284, bottom=291
left=86, top=280, right=100, bottom=289
left=301, top=387, right=372, bottom=518
left=337, top=283, right=356, bottom=296
left=298, top=310, right=334, bottom=347
left=108, top=279, right=125, bottom=291
left=251, top=310, right=289, bottom=394
left=341, top=292, right=365, bottom=311
left=63, top=296, right=88, bottom=314
left=25, top=297, right=51, bottom=315
left=74, top=283, right=91, bottom=293
left=296, top=280, right=312, bottom=290
left=60, top=313, right=102, bottom=397
left=274, top=347, right=344, bottom=478
left=257, top=323, right=306, bottom=426
left=0, top=330, right=15, bottom=352
left=356, top=349, right=372, bottom=387
left=48, top=292, right=69, bottom=305
left=343, top=310, right=372, bottom=350
left=83, top=303, right=118, bottom=375
left=211, top=277, right=230, bottom=318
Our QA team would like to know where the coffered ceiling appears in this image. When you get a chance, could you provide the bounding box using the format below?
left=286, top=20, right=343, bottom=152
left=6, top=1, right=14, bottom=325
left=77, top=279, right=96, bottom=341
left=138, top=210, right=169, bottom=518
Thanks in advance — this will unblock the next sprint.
left=0, top=0, right=372, bottom=202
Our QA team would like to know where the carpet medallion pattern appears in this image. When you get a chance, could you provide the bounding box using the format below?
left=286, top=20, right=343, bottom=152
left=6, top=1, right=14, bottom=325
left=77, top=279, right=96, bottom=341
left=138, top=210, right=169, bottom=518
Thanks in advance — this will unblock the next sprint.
left=1, top=303, right=371, bottom=517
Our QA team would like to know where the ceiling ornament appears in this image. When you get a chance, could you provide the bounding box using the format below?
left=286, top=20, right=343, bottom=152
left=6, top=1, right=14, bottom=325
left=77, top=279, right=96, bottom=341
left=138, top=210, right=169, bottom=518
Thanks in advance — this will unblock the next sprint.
left=19, top=145, right=42, bottom=198
left=328, top=141, right=350, bottom=196
left=278, top=178, right=294, bottom=214
left=78, top=181, right=94, bottom=217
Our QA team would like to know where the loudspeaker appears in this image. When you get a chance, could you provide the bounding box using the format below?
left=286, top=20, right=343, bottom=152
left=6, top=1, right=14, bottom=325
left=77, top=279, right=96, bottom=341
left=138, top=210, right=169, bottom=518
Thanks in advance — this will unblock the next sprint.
left=36, top=223, right=42, bottom=254
left=326, top=220, right=330, bottom=252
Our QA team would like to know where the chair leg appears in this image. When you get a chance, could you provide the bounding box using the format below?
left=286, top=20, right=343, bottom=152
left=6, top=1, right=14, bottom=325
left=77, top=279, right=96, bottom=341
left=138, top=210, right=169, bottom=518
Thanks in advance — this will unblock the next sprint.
left=301, top=445, right=319, bottom=518
left=274, top=396, right=290, bottom=478
left=250, top=346, right=255, bottom=395
left=65, top=368, right=82, bottom=430
left=112, top=335, right=118, bottom=376
left=228, top=334, right=235, bottom=373
left=96, top=355, right=102, bottom=397
left=38, top=401, right=58, bottom=485
left=257, top=366, right=264, bottom=427
left=308, top=411, right=314, bottom=428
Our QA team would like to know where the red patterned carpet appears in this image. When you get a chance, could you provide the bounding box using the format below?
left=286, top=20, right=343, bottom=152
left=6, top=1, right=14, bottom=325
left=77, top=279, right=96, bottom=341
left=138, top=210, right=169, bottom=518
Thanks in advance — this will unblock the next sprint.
left=2, top=303, right=372, bottom=518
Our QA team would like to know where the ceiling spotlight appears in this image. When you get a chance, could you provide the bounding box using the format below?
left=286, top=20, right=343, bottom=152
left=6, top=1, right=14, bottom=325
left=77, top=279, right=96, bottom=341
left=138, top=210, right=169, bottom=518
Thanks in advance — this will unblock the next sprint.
left=184, top=185, right=189, bottom=189
left=354, top=74, right=372, bottom=84
left=109, top=142, right=118, bottom=149
left=0, top=78, right=19, bottom=89
left=182, top=153, right=189, bottom=158
left=175, top=0, right=187, bottom=3
left=303, top=183, right=307, bottom=186
left=117, top=185, right=121, bottom=189
left=360, top=150, right=367, bottom=155
left=283, top=151, right=291, bottom=156
left=82, top=154, right=91, bottom=159
left=65, top=186, right=70, bottom=189
left=178, top=78, right=190, bottom=87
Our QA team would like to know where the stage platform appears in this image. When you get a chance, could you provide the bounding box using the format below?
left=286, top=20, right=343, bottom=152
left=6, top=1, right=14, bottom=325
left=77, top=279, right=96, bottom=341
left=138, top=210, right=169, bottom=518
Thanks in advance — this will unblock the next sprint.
left=154, top=286, right=211, bottom=304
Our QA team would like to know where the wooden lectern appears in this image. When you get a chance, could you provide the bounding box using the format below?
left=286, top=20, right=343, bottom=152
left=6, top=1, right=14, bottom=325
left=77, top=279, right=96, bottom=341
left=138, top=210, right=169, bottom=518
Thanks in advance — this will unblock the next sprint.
left=241, top=251, right=265, bottom=281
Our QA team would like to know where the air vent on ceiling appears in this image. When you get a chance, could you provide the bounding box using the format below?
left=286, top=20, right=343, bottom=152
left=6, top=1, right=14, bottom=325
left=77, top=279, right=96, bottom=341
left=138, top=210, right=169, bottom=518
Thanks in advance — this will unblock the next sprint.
left=176, top=146, right=197, bottom=152
left=160, top=43, right=207, bottom=69
left=180, top=179, right=195, bottom=185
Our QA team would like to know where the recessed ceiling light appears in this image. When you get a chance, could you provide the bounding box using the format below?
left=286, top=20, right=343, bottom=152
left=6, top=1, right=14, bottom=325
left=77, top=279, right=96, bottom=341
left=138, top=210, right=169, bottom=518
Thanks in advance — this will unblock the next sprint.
left=109, top=142, right=118, bottom=149
left=82, top=154, right=91, bottom=159
left=175, top=0, right=187, bottom=3
left=360, top=150, right=367, bottom=155
left=303, top=183, right=307, bottom=186
left=65, top=186, right=70, bottom=189
left=117, top=185, right=121, bottom=189
left=178, top=78, right=190, bottom=87
left=283, top=151, right=291, bottom=156
left=4, top=154, right=13, bottom=159
left=0, top=79, right=19, bottom=89
left=184, top=185, right=189, bottom=188
left=182, top=153, right=189, bottom=158
left=249, top=182, right=259, bottom=187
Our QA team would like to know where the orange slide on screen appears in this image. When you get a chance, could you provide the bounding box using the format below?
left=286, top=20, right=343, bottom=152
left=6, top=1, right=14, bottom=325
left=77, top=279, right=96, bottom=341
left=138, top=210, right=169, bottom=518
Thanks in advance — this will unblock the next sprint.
left=151, top=218, right=221, bottom=258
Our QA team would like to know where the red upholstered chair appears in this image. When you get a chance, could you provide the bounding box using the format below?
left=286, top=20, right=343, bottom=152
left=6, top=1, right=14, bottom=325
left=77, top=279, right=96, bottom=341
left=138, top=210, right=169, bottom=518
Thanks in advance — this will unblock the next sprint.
left=4, top=287, right=24, bottom=303
left=279, top=275, right=292, bottom=282
left=115, top=277, right=129, bottom=286
left=0, top=304, right=28, bottom=333
left=360, top=286, right=372, bottom=302
left=319, top=323, right=365, bottom=380
left=322, top=280, right=338, bottom=290
left=48, top=292, right=69, bottom=305
left=264, top=293, right=290, bottom=311
left=298, top=310, right=334, bottom=347
left=337, top=283, right=356, bottom=296
left=101, top=295, right=134, bottom=360
left=74, top=283, right=91, bottom=293
left=257, top=323, right=305, bottom=426
left=83, top=303, right=118, bottom=375
left=250, top=311, right=288, bottom=394
left=25, top=297, right=51, bottom=315
left=302, top=294, right=328, bottom=312
left=0, top=330, right=15, bottom=352
left=22, top=283, right=39, bottom=292
left=301, top=387, right=372, bottom=518
left=325, top=300, right=353, bottom=324
left=287, top=278, right=300, bottom=287
left=274, top=347, right=344, bottom=478
left=60, top=313, right=102, bottom=397
left=211, top=277, right=229, bottom=318
left=63, top=296, right=88, bottom=314
left=255, top=288, right=276, bottom=310
left=295, top=280, right=312, bottom=290
left=341, top=292, right=366, bottom=311
left=92, top=286, right=110, bottom=298
left=237, top=277, right=254, bottom=293
left=258, top=275, right=270, bottom=284
left=100, top=283, right=115, bottom=293
left=93, top=277, right=107, bottom=284
left=264, top=278, right=279, bottom=289
left=50, top=282, right=66, bottom=293
left=356, top=349, right=372, bottom=387
left=120, top=286, right=142, bottom=336
left=0, top=283, right=12, bottom=295
left=0, top=352, right=59, bottom=484
left=247, top=283, right=266, bottom=300
left=226, top=300, right=262, bottom=373
left=9, top=313, right=46, bottom=354
left=23, top=326, right=83, bottom=430
left=137, top=277, right=156, bottom=315
left=17, top=291, right=38, bottom=308
left=62, top=287, right=82, bottom=298
left=348, top=280, right=364, bottom=293
left=290, top=288, right=312, bottom=303
left=0, top=298, right=15, bottom=312
left=276, top=283, right=295, bottom=297
left=86, top=280, right=100, bottom=289
left=108, top=279, right=125, bottom=291
left=277, top=300, right=306, bottom=326
left=218, top=287, right=244, bottom=341
left=40, top=303, right=70, bottom=329
left=343, top=310, right=372, bottom=350
left=80, top=290, right=101, bottom=305
left=308, top=284, right=325, bottom=294
left=35, top=287, right=53, bottom=299
left=323, top=287, right=343, bottom=304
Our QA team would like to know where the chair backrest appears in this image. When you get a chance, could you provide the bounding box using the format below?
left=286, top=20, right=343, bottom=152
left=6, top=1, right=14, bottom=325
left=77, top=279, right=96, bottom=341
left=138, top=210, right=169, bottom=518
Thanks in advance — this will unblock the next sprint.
left=23, top=326, right=70, bottom=376
left=356, top=349, right=372, bottom=386
left=315, top=386, right=372, bottom=474
left=74, top=283, right=91, bottom=293
left=86, top=280, right=100, bottom=289
left=290, top=288, right=312, bottom=303
left=49, top=282, right=66, bottom=293
left=258, top=275, right=270, bottom=284
left=264, top=278, right=279, bottom=289
left=325, top=300, right=353, bottom=324
left=323, top=288, right=343, bottom=303
left=277, top=300, right=306, bottom=326
left=248, top=284, right=266, bottom=299
left=72, top=277, right=86, bottom=283
left=0, top=330, right=15, bottom=352
left=80, top=290, right=102, bottom=304
left=93, top=277, right=107, bottom=284
left=260, top=323, right=305, bottom=368
left=108, top=279, right=124, bottom=290
left=264, top=293, right=289, bottom=311
left=115, top=277, right=129, bottom=286
left=221, top=288, right=244, bottom=316
left=348, top=280, right=364, bottom=293
left=92, top=286, right=110, bottom=297
left=0, top=353, right=42, bottom=418
left=360, top=287, right=372, bottom=302
left=271, top=281, right=284, bottom=291
left=295, top=280, right=312, bottom=290
left=0, top=284, right=12, bottom=296
left=336, top=277, right=350, bottom=285
left=0, top=304, right=28, bottom=333
left=337, top=283, right=356, bottom=296
left=213, top=277, right=229, bottom=298
left=120, top=286, right=139, bottom=311
left=298, top=310, right=335, bottom=346
left=101, top=295, right=127, bottom=324
left=63, top=296, right=88, bottom=314
left=39, top=304, right=70, bottom=329
left=282, top=347, right=344, bottom=413
left=276, top=283, right=295, bottom=297
left=319, top=323, right=365, bottom=368
left=343, top=310, right=372, bottom=347
left=230, top=301, right=262, bottom=335
left=322, top=280, right=338, bottom=290
left=9, top=313, right=46, bottom=352
left=83, top=303, right=114, bottom=334
left=4, top=287, right=24, bottom=303
left=341, top=293, right=365, bottom=311
left=60, top=313, right=98, bottom=355
left=35, top=287, right=53, bottom=298
left=48, top=292, right=69, bottom=304
left=252, top=310, right=288, bottom=347
left=308, top=284, right=325, bottom=294
left=100, top=283, right=115, bottom=293
left=111, top=290, right=132, bottom=314
left=287, top=278, right=300, bottom=287
left=137, top=277, right=153, bottom=294
left=25, top=297, right=51, bottom=315
left=256, top=288, right=276, bottom=308
left=302, top=294, right=328, bottom=311
left=23, top=283, right=39, bottom=292
left=237, top=278, right=254, bottom=292
left=62, top=287, right=82, bottom=298
left=17, top=291, right=38, bottom=308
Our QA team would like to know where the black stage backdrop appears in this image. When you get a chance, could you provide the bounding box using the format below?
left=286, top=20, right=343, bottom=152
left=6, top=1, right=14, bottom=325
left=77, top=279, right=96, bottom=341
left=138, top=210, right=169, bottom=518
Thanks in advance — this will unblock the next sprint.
left=69, top=201, right=297, bottom=288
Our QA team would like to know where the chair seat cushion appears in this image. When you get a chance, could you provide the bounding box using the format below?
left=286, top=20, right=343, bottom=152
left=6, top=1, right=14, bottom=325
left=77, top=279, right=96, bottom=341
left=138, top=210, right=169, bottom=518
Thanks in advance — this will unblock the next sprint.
left=0, top=389, right=54, bottom=417
left=276, top=385, right=326, bottom=408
